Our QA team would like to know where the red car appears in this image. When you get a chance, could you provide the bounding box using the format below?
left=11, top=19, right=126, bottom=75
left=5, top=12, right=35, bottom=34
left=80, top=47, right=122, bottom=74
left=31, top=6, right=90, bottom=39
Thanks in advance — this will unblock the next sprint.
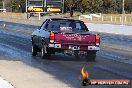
left=31, top=18, right=100, bottom=61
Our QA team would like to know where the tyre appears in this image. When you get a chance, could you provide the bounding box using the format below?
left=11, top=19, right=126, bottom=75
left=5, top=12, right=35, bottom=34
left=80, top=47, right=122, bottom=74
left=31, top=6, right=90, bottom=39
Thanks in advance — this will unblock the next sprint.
left=41, top=45, right=51, bottom=59
left=86, top=51, right=96, bottom=61
left=74, top=51, right=79, bottom=58
left=32, top=44, right=37, bottom=56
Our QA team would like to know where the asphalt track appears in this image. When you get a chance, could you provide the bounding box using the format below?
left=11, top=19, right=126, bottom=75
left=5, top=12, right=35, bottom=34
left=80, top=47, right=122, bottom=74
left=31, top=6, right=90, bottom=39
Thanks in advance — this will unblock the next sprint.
left=0, top=22, right=132, bottom=88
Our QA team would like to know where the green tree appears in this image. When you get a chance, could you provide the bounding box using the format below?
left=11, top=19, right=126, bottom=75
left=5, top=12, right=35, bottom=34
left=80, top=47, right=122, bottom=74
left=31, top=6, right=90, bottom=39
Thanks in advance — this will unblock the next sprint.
left=5, top=0, right=25, bottom=12
left=65, top=0, right=78, bottom=11
left=80, top=0, right=88, bottom=13
left=0, top=0, right=3, bottom=9
left=65, top=0, right=79, bottom=16
left=10, top=0, right=20, bottom=12
left=80, top=0, right=103, bottom=13
left=1, top=0, right=132, bottom=13
left=102, top=0, right=112, bottom=13
left=125, top=0, right=132, bottom=13
left=109, top=0, right=122, bottom=13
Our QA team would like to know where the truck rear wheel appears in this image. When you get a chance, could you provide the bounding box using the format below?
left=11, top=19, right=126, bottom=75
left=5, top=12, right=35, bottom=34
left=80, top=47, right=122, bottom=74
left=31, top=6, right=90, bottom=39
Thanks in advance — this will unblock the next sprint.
left=41, top=45, right=51, bottom=59
left=32, top=44, right=37, bottom=56
left=86, top=52, right=96, bottom=61
left=74, top=51, right=80, bottom=58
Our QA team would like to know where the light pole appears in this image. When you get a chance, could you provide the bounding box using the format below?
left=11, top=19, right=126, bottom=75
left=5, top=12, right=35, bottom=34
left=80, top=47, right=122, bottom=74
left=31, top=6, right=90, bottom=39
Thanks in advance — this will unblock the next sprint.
left=26, top=0, right=27, bottom=13
left=122, top=0, right=125, bottom=25
left=62, top=0, right=64, bottom=14
left=2, top=0, right=5, bottom=9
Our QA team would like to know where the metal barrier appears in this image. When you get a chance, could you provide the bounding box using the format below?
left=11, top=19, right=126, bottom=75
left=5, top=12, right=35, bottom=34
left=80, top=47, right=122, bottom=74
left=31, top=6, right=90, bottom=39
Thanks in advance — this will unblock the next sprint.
left=79, top=13, right=102, bottom=21
left=79, top=14, right=132, bottom=25
left=0, top=9, right=6, bottom=12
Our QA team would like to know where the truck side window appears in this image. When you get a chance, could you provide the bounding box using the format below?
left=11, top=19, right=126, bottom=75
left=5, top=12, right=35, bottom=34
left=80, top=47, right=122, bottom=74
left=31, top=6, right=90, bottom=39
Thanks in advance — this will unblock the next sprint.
left=76, top=23, right=82, bottom=30
left=81, top=22, right=89, bottom=31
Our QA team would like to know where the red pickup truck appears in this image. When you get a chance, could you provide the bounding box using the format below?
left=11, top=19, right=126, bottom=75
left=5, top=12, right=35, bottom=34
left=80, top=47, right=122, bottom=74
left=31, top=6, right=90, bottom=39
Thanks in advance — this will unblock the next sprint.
left=31, top=18, right=100, bottom=61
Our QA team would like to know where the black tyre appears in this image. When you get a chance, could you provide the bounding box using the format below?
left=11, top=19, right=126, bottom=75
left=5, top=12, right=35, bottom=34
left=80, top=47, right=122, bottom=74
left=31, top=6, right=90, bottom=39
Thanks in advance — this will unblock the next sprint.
left=41, top=45, right=51, bottom=59
left=86, top=52, right=96, bottom=61
left=74, top=51, right=79, bottom=58
left=32, top=44, right=37, bottom=56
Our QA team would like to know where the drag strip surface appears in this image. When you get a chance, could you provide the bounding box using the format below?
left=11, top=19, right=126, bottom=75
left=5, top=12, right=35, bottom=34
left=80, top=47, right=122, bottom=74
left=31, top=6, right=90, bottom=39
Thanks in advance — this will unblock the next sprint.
left=0, top=22, right=132, bottom=88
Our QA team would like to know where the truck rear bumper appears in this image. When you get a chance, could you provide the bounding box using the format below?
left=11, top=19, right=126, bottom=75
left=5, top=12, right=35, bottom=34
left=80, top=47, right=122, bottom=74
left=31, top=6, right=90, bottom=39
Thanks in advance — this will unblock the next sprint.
left=48, top=44, right=100, bottom=51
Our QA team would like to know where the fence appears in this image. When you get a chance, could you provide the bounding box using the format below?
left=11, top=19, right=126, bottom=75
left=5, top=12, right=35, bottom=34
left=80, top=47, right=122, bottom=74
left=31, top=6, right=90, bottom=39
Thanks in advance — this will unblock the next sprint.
left=79, top=14, right=132, bottom=25
left=0, top=9, right=6, bottom=12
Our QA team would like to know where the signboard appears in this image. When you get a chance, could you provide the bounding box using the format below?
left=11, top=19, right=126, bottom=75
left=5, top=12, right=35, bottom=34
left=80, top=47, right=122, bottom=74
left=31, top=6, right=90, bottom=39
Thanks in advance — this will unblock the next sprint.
left=28, top=7, right=44, bottom=12
left=26, top=0, right=63, bottom=13
left=47, top=8, right=61, bottom=12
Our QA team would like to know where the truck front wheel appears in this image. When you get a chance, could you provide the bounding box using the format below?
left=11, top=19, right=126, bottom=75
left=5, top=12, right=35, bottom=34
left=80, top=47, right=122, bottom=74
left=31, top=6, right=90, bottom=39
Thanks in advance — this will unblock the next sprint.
left=32, top=44, right=38, bottom=56
left=86, top=51, right=96, bottom=61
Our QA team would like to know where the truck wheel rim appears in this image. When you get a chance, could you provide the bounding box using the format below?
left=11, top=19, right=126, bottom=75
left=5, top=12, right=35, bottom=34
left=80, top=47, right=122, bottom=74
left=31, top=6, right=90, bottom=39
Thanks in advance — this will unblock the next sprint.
left=42, top=47, right=44, bottom=56
left=32, top=46, right=33, bottom=53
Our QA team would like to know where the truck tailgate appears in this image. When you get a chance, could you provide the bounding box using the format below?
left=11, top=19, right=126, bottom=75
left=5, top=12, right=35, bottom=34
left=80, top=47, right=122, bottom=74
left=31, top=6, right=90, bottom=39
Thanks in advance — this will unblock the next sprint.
left=54, top=33, right=96, bottom=45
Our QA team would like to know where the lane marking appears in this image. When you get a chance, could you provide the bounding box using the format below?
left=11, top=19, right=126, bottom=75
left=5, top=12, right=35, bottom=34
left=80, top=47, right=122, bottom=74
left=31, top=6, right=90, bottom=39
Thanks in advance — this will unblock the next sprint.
left=98, top=51, right=132, bottom=65
left=0, top=36, right=30, bottom=46
left=0, top=77, right=14, bottom=88
left=95, top=64, right=132, bottom=79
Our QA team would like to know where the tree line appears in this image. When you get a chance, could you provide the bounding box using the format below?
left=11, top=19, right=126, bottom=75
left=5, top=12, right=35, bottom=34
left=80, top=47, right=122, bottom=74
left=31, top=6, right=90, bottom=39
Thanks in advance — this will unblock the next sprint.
left=0, top=0, right=131, bottom=13
left=65, top=0, right=132, bottom=14
left=0, top=0, right=25, bottom=12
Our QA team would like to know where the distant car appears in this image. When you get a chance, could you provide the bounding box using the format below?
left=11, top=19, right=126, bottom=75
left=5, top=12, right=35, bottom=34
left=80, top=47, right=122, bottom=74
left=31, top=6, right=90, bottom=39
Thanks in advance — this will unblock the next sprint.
left=31, top=18, right=100, bottom=61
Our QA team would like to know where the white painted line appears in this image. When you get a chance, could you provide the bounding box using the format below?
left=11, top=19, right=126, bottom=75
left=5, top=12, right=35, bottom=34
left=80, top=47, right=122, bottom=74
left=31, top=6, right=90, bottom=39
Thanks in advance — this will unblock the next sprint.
left=95, top=64, right=132, bottom=79
left=98, top=51, right=132, bottom=65
left=0, top=77, right=14, bottom=88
